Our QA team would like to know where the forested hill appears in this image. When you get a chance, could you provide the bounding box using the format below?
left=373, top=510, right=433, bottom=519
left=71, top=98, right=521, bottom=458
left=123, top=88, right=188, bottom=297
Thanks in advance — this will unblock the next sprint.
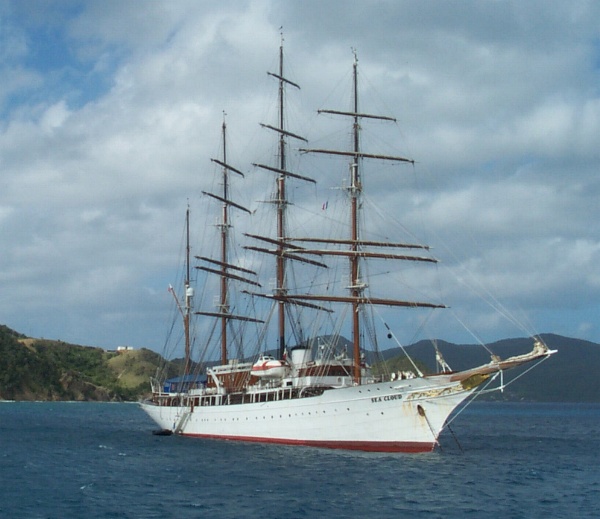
left=1, top=324, right=598, bottom=402
left=0, top=325, right=174, bottom=401
left=376, top=333, right=600, bottom=403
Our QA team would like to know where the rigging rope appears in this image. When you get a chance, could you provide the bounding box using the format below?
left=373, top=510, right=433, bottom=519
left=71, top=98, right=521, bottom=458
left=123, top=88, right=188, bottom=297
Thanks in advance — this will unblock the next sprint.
left=371, top=305, right=423, bottom=377
left=445, top=352, right=554, bottom=430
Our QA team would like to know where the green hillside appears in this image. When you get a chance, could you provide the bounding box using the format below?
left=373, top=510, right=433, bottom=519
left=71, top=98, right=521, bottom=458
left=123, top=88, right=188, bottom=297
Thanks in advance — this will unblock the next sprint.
left=373, top=334, right=600, bottom=403
left=1, top=324, right=598, bottom=402
left=0, top=325, right=167, bottom=401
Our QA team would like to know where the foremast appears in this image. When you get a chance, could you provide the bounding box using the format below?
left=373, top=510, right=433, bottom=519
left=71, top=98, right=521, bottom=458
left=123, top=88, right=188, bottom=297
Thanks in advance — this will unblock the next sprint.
left=299, top=51, right=444, bottom=384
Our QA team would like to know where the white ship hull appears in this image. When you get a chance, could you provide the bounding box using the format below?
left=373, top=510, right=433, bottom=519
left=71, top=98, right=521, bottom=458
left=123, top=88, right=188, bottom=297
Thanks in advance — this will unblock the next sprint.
left=141, top=47, right=557, bottom=454
left=140, top=375, right=475, bottom=452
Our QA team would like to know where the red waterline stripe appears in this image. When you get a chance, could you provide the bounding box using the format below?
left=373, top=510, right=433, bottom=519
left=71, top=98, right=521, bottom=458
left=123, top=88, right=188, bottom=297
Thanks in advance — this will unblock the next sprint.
left=181, top=433, right=435, bottom=453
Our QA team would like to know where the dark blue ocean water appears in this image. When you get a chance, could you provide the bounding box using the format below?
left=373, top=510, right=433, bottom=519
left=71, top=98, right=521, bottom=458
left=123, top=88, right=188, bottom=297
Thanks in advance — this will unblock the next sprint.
left=0, top=401, right=598, bottom=518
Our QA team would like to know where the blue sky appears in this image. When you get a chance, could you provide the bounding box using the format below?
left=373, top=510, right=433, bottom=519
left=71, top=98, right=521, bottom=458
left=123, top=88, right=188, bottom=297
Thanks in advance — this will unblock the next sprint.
left=1, top=0, right=599, bottom=354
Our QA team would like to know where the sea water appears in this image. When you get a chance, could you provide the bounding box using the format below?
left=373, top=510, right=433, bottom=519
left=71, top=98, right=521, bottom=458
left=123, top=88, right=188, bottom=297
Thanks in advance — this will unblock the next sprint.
left=0, top=401, right=598, bottom=518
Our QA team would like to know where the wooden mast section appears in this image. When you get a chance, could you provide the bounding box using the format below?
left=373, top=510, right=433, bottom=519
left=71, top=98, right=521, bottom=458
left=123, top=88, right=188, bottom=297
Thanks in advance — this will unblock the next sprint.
left=252, top=38, right=314, bottom=360
left=167, top=205, right=194, bottom=377
left=299, top=51, right=443, bottom=384
left=196, top=117, right=262, bottom=366
left=183, top=205, right=192, bottom=376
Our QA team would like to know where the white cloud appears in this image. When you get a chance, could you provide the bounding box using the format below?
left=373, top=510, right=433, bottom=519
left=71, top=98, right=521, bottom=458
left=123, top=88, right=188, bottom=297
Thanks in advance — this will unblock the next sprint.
left=0, top=0, right=599, bottom=350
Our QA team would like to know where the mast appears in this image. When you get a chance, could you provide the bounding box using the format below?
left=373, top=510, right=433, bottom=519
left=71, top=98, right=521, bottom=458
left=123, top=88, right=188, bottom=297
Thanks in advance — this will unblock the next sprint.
left=298, top=51, right=442, bottom=385
left=252, top=36, right=312, bottom=360
left=219, top=118, right=229, bottom=365
left=196, top=117, right=261, bottom=365
left=276, top=41, right=287, bottom=361
left=183, top=204, right=192, bottom=376
left=167, top=206, right=194, bottom=377
left=349, top=52, right=361, bottom=383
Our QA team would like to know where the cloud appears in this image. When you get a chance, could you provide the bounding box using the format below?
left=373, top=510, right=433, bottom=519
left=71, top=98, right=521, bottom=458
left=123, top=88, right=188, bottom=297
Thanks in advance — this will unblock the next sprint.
left=0, top=0, right=599, bottom=352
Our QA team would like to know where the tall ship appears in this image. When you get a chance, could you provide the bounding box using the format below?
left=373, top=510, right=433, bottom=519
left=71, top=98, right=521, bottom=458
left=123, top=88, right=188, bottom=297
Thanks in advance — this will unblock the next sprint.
left=140, top=43, right=556, bottom=452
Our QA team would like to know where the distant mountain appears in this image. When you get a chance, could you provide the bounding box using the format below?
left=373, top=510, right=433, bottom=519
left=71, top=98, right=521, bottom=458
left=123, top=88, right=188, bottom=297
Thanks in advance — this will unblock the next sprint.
left=1, top=324, right=598, bottom=402
left=374, top=334, right=600, bottom=402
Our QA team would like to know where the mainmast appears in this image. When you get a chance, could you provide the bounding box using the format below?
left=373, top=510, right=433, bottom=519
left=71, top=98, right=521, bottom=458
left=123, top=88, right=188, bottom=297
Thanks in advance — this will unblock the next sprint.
left=252, top=37, right=313, bottom=360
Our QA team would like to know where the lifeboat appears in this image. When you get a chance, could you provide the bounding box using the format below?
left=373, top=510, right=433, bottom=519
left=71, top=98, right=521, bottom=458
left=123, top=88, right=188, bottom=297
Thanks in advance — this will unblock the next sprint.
left=251, top=355, right=289, bottom=379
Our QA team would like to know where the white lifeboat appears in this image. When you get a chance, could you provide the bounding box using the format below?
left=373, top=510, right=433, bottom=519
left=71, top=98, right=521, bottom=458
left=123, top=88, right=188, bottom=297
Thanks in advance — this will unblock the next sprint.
left=251, top=355, right=289, bottom=379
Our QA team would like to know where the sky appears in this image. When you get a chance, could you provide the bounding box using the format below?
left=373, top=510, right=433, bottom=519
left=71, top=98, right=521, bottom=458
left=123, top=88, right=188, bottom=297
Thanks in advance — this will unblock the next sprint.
left=1, top=0, right=599, bottom=354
